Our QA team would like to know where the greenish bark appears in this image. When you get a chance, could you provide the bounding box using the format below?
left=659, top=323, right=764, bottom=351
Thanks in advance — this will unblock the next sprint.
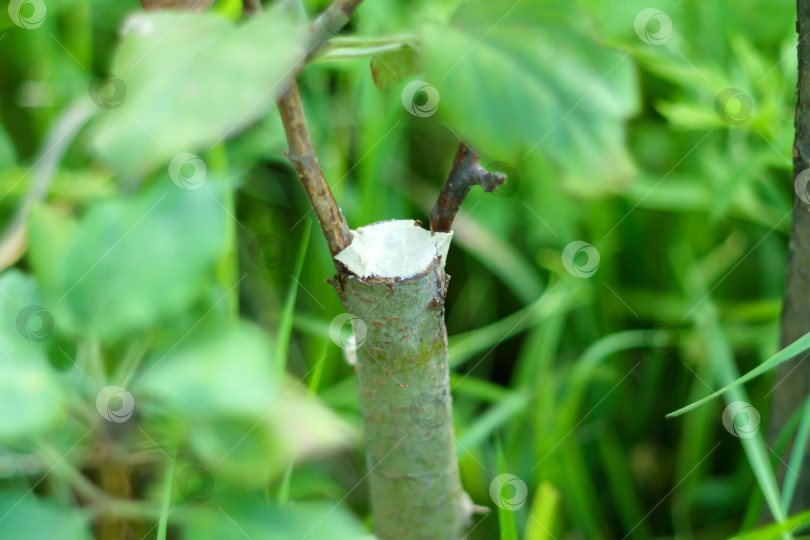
left=774, top=0, right=810, bottom=512
left=332, top=240, right=471, bottom=539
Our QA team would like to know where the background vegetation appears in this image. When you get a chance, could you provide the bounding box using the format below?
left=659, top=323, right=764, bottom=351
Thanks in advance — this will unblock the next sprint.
left=0, top=0, right=804, bottom=538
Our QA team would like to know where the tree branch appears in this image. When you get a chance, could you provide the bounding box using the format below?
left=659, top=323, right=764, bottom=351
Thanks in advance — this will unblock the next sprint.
left=306, top=0, right=364, bottom=61
left=273, top=0, right=363, bottom=258
left=430, top=142, right=506, bottom=233
left=277, top=84, right=351, bottom=257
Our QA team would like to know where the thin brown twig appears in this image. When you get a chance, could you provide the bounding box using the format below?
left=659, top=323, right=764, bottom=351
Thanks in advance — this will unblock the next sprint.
left=275, top=0, right=363, bottom=258
left=429, top=142, right=506, bottom=233
left=277, top=84, right=351, bottom=256
left=306, top=0, right=364, bottom=62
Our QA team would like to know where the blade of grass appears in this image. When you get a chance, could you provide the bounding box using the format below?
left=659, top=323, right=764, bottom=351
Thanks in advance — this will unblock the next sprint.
left=782, top=396, right=810, bottom=512
left=596, top=427, right=650, bottom=539
left=307, top=345, right=329, bottom=396
left=666, top=331, right=810, bottom=418
left=457, top=390, right=528, bottom=452
left=157, top=455, right=176, bottom=540
left=448, top=283, right=580, bottom=368
left=693, top=299, right=789, bottom=530
left=523, top=481, right=559, bottom=540
left=494, top=435, right=519, bottom=540
left=276, top=459, right=294, bottom=504
left=275, top=219, right=312, bottom=377
left=730, top=508, right=810, bottom=540
left=450, top=374, right=511, bottom=403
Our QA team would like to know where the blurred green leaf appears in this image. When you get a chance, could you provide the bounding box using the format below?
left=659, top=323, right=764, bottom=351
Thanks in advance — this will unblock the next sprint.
left=138, top=322, right=279, bottom=417
left=371, top=44, right=418, bottom=89
left=89, top=6, right=308, bottom=177
left=0, top=271, right=65, bottom=440
left=183, top=496, right=367, bottom=539
left=29, top=180, right=227, bottom=342
left=421, top=1, right=639, bottom=193
left=0, top=492, right=91, bottom=540
left=138, top=322, right=355, bottom=483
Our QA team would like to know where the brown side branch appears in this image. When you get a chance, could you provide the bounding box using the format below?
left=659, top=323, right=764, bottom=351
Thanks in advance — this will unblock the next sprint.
left=275, top=0, right=363, bottom=258
left=277, top=84, right=351, bottom=257
left=430, top=142, right=506, bottom=233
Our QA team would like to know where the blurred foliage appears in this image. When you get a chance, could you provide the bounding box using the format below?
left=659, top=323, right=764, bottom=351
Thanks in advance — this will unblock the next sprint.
left=0, top=0, right=805, bottom=538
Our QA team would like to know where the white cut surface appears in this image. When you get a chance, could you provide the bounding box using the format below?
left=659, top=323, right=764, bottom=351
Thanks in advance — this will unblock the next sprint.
left=334, top=220, right=452, bottom=279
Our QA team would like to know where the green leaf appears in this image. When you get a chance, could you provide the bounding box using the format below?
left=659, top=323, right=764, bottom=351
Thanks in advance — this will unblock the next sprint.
left=371, top=44, right=418, bottom=89
left=0, top=493, right=91, bottom=540
left=421, top=1, right=639, bottom=193
left=138, top=322, right=279, bottom=417
left=666, top=330, right=810, bottom=418
left=30, top=180, right=227, bottom=342
left=0, top=335, right=65, bottom=440
left=137, top=322, right=356, bottom=484
left=183, top=495, right=367, bottom=540
left=0, top=271, right=65, bottom=440
left=89, top=6, right=308, bottom=178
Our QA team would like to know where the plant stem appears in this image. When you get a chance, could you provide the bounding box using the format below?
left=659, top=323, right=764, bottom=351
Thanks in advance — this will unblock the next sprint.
left=332, top=223, right=472, bottom=538
left=304, top=0, right=365, bottom=62
left=272, top=3, right=497, bottom=537
left=430, top=142, right=505, bottom=233
left=277, top=84, right=351, bottom=258
left=274, top=0, right=364, bottom=258
left=156, top=455, right=176, bottom=540
left=774, top=0, right=810, bottom=511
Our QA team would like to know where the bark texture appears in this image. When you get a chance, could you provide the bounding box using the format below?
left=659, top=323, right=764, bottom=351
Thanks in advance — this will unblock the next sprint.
left=430, top=142, right=505, bottom=233
left=278, top=83, right=351, bottom=257
left=331, top=225, right=471, bottom=539
left=774, top=0, right=810, bottom=512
